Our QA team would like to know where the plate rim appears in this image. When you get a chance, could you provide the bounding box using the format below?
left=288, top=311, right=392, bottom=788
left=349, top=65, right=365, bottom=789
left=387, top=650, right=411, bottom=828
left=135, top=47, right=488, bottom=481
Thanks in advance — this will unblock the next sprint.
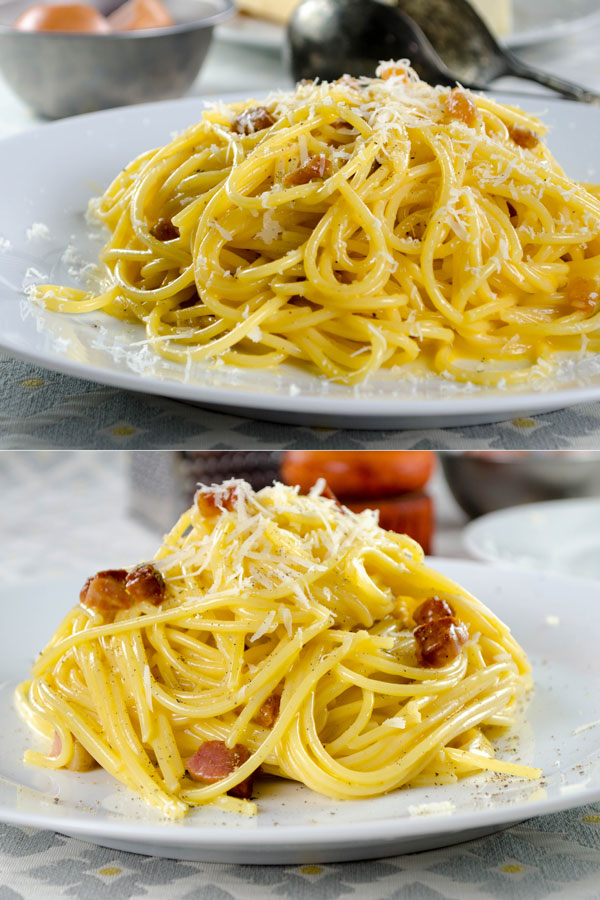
left=3, top=333, right=600, bottom=420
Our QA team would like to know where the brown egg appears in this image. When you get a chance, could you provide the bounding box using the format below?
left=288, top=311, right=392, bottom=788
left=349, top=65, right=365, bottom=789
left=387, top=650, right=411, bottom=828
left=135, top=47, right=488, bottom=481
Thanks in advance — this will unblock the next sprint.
left=13, top=3, right=111, bottom=32
left=108, top=0, right=174, bottom=30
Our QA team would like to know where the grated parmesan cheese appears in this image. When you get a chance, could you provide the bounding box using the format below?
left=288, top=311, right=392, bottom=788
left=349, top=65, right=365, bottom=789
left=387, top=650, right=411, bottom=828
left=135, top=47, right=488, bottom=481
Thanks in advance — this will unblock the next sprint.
left=298, top=133, right=309, bottom=165
left=210, top=220, right=233, bottom=242
left=385, top=717, right=406, bottom=730
left=257, top=209, right=283, bottom=245
left=572, top=719, right=600, bottom=735
left=23, top=266, right=49, bottom=287
left=281, top=606, right=292, bottom=637
left=25, top=222, right=51, bottom=242
left=408, top=801, right=455, bottom=817
left=249, top=609, right=277, bottom=643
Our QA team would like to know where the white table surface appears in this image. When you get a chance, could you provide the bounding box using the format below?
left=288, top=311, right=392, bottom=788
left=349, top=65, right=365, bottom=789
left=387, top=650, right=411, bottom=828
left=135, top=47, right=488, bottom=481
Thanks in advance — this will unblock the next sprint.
left=2, top=27, right=600, bottom=449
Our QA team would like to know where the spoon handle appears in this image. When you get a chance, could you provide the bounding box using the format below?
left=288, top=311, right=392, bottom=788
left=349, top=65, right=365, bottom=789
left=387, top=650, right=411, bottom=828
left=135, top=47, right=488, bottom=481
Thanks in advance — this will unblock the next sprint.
left=505, top=53, right=600, bottom=105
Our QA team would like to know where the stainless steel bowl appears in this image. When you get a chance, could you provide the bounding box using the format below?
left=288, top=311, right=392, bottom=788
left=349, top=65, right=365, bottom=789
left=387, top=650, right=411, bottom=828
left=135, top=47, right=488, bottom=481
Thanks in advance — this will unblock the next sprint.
left=0, top=0, right=234, bottom=118
left=441, top=452, right=600, bottom=519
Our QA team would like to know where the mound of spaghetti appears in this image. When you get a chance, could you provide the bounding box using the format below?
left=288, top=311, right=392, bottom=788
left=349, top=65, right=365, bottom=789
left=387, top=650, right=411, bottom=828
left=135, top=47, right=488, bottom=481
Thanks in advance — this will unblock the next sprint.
left=34, top=63, right=600, bottom=386
left=16, top=480, right=538, bottom=818
left=35, top=63, right=600, bottom=386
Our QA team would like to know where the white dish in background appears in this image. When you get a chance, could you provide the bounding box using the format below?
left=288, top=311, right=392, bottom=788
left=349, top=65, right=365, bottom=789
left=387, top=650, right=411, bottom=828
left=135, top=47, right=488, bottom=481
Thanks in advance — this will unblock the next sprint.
left=217, top=0, right=600, bottom=50
left=2, top=559, right=600, bottom=863
left=217, top=11, right=282, bottom=49
left=464, top=498, right=600, bottom=581
left=1, top=93, right=600, bottom=429
left=503, top=0, right=600, bottom=48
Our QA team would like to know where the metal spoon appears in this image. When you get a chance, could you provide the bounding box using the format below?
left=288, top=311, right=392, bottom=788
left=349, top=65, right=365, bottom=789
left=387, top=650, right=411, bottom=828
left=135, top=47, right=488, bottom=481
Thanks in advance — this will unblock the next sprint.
left=287, top=0, right=600, bottom=103
left=286, top=0, right=471, bottom=88
left=391, top=0, right=600, bottom=102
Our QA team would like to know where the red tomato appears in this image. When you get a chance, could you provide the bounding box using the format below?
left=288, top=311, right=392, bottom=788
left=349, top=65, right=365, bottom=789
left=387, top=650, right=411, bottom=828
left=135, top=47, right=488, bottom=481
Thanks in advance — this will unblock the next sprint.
left=281, top=451, right=435, bottom=500
left=344, top=492, right=434, bottom=555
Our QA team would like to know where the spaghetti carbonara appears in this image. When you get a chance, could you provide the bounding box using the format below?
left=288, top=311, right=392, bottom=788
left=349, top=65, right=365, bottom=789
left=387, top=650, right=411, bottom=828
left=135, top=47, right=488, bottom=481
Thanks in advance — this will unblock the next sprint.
left=16, top=479, right=538, bottom=818
left=34, top=62, right=600, bottom=386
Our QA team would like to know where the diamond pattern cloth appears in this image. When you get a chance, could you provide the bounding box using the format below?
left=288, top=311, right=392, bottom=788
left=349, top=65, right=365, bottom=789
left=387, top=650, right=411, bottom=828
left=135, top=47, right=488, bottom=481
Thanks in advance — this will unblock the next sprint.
left=3, top=353, right=600, bottom=450
left=3, top=809, right=600, bottom=900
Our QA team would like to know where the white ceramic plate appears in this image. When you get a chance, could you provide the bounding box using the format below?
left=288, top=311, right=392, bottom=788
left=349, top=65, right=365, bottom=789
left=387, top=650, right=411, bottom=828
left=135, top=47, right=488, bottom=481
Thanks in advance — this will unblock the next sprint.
left=2, top=559, right=600, bottom=863
left=1, top=93, right=600, bottom=429
left=217, top=0, right=600, bottom=50
left=464, top=498, right=600, bottom=580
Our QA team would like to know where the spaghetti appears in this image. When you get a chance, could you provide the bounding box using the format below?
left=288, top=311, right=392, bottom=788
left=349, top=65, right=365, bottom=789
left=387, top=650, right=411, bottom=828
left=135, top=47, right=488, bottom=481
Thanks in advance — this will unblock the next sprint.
left=33, top=63, right=600, bottom=386
left=17, top=479, right=538, bottom=818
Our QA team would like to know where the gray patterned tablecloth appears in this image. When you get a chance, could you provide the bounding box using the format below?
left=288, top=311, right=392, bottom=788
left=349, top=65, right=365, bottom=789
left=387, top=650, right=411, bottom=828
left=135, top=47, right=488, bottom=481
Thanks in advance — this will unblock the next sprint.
left=1, top=451, right=600, bottom=899
left=3, top=808, right=600, bottom=900
left=2, top=29, right=600, bottom=450
left=3, top=351, right=600, bottom=450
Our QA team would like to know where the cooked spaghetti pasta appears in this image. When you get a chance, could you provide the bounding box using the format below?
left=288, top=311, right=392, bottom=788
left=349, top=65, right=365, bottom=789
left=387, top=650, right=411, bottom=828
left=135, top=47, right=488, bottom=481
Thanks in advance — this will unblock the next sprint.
left=33, top=62, right=600, bottom=386
left=17, top=479, right=538, bottom=818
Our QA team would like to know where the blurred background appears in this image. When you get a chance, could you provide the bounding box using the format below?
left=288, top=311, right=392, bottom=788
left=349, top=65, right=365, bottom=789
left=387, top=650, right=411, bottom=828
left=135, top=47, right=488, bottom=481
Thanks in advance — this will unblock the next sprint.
left=1, top=450, right=599, bottom=588
left=1, top=0, right=600, bottom=122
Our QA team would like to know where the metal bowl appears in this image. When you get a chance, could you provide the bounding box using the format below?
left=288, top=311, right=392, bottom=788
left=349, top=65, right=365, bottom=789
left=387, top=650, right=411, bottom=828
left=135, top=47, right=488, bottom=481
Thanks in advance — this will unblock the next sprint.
left=441, top=452, right=600, bottom=519
left=0, top=0, right=234, bottom=118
